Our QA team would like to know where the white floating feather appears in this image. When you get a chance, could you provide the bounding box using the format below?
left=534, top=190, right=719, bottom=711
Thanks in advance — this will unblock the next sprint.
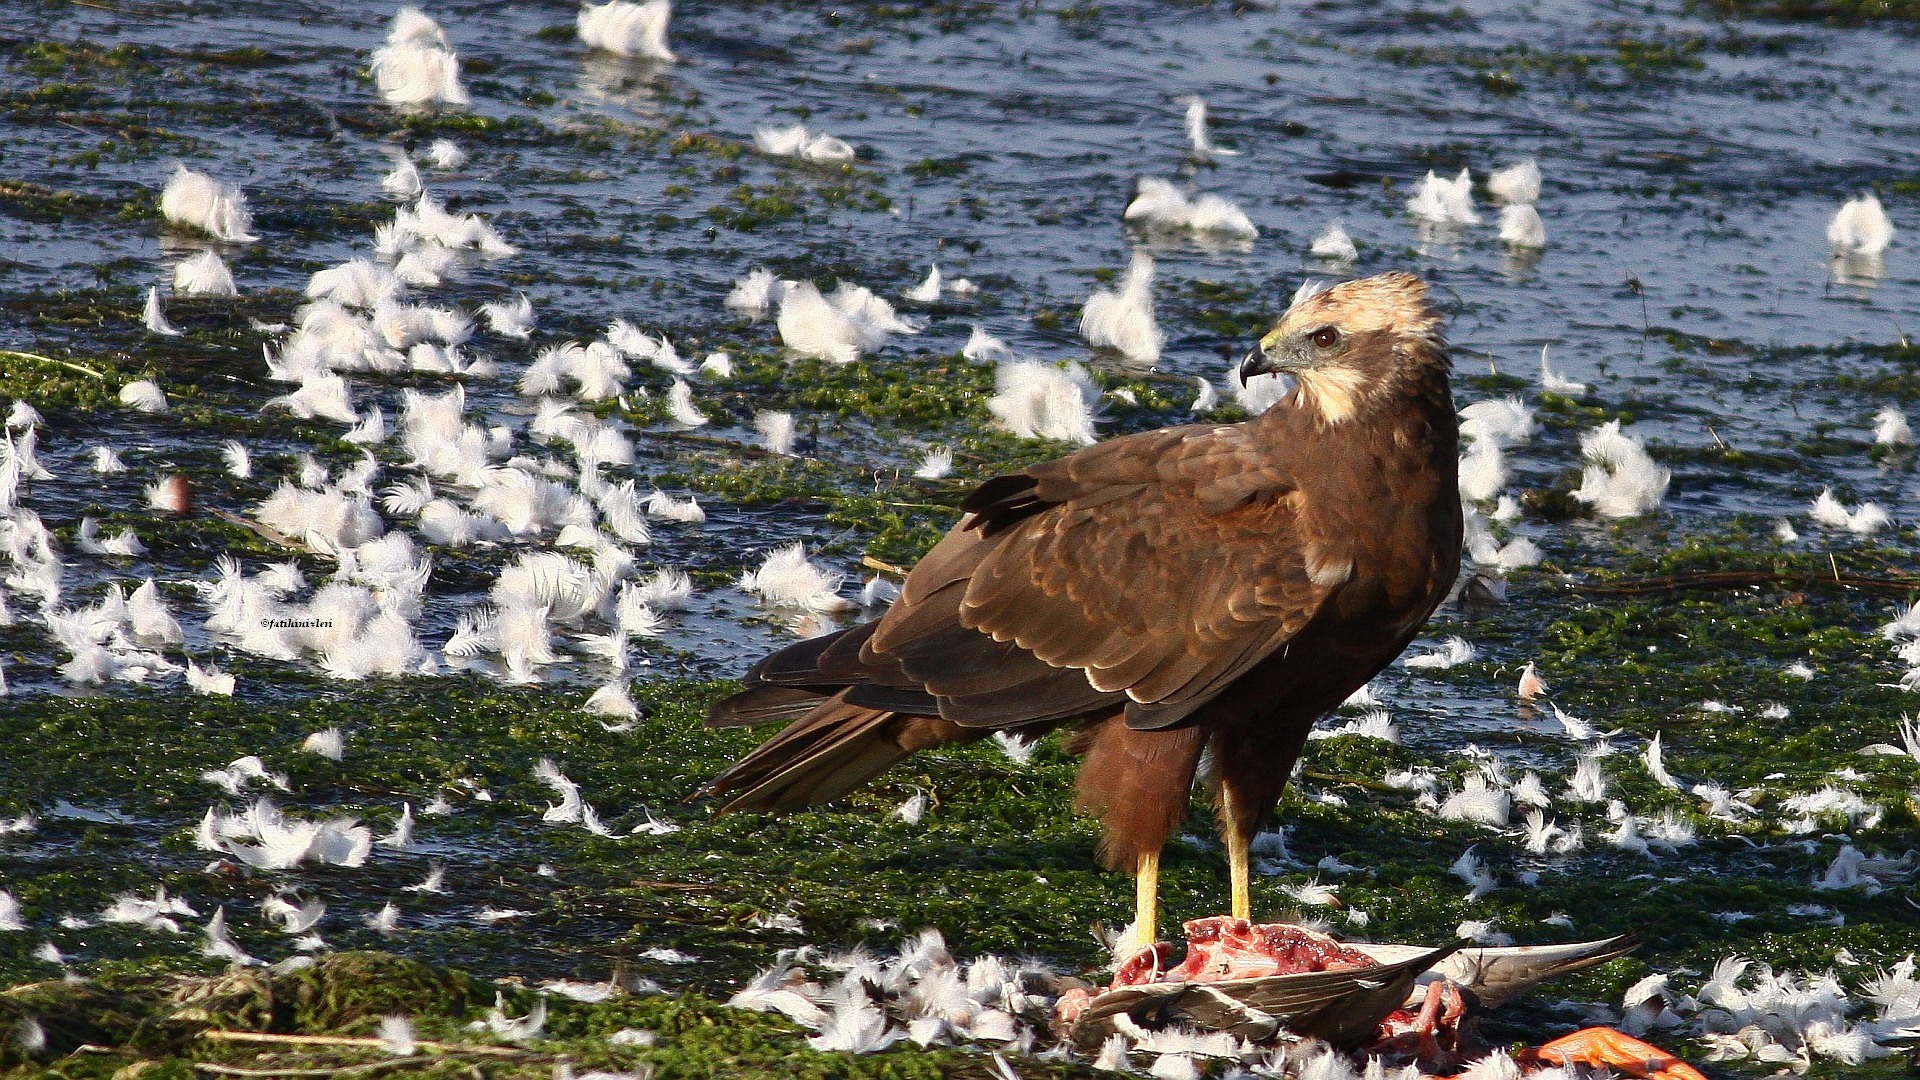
left=986, top=361, right=1101, bottom=445
left=1309, top=223, right=1357, bottom=261
left=913, top=447, right=954, bottom=479
left=1810, top=488, right=1889, bottom=535
left=739, top=542, right=856, bottom=614
left=480, top=293, right=536, bottom=338
left=143, top=287, right=181, bottom=335
left=1080, top=252, right=1161, bottom=363
left=119, top=379, right=169, bottom=414
left=1404, top=636, right=1476, bottom=670
left=754, top=122, right=855, bottom=163
left=1499, top=204, right=1546, bottom=248
left=755, top=410, right=797, bottom=455
left=579, top=0, right=675, bottom=61
left=159, top=165, right=258, bottom=242
left=1123, top=178, right=1257, bottom=239
left=1572, top=420, right=1669, bottom=518
left=1874, top=406, right=1912, bottom=447
left=665, top=379, right=707, bottom=427
left=725, top=268, right=786, bottom=318
left=1181, top=96, right=1238, bottom=161
left=302, top=727, right=345, bottom=760
left=1829, top=193, right=1894, bottom=256
left=371, top=8, right=468, bottom=107
left=1487, top=159, right=1541, bottom=205
left=1538, top=345, right=1588, bottom=395
left=1405, top=168, right=1479, bottom=226
left=174, top=250, right=237, bottom=297
left=902, top=263, right=941, bottom=303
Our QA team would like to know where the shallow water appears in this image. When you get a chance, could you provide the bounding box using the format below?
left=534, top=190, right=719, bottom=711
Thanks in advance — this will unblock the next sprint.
left=1, top=0, right=1919, bottom=1044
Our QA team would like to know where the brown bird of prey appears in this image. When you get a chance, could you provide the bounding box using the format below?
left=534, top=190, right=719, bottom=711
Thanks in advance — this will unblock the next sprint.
left=705, top=271, right=1461, bottom=946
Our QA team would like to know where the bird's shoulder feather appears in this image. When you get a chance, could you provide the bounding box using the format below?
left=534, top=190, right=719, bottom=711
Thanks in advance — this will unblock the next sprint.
left=871, top=420, right=1333, bottom=730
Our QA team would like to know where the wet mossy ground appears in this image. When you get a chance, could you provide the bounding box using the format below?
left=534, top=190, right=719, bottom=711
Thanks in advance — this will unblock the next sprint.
left=4, top=513, right=1920, bottom=1075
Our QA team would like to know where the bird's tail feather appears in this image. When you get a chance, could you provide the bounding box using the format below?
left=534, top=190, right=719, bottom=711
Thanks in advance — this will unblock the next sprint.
left=704, top=693, right=911, bottom=811
left=706, top=685, right=827, bottom=729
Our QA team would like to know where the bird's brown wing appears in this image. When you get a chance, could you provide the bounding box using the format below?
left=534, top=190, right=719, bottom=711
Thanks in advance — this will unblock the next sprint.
left=863, top=422, right=1338, bottom=731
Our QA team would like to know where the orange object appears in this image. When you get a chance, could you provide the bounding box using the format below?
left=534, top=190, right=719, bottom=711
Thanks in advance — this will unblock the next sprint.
left=1519, top=1026, right=1707, bottom=1080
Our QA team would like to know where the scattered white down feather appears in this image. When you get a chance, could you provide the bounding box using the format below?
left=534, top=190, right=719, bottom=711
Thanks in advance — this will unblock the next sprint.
left=578, top=0, right=675, bottom=61
left=1181, top=96, right=1238, bottom=161
left=1565, top=750, right=1609, bottom=803
left=197, top=799, right=373, bottom=870
left=381, top=153, right=421, bottom=199
left=372, top=7, right=469, bottom=107
left=1873, top=406, right=1912, bottom=446
left=755, top=410, right=798, bottom=455
left=1488, top=159, right=1541, bottom=205
left=1405, top=636, right=1476, bottom=670
left=775, top=281, right=889, bottom=364
left=1439, top=776, right=1511, bottom=828
left=987, top=361, right=1102, bottom=445
left=663, top=379, right=707, bottom=427
left=119, top=380, right=169, bottom=414
left=1457, top=440, right=1505, bottom=501
left=1643, top=731, right=1683, bottom=790
left=1538, top=345, right=1588, bottom=395
left=389, top=193, right=514, bottom=257
left=1450, top=846, right=1497, bottom=900
left=726, top=267, right=786, bottom=317
left=365, top=902, right=402, bottom=935
left=1461, top=397, right=1535, bottom=447
left=1310, top=708, right=1399, bottom=742
left=901, top=448, right=954, bottom=486
left=755, top=122, right=855, bottom=163
left=199, top=756, right=288, bottom=796
left=425, top=139, right=466, bottom=168
left=1572, top=421, right=1669, bottom=518
left=740, top=543, right=857, bottom=614
left=1810, top=488, right=1890, bottom=535
left=377, top=1015, right=417, bottom=1057
left=1405, top=168, right=1479, bottom=226
left=1080, top=252, right=1162, bottom=363
left=76, top=517, right=146, bottom=557
left=174, top=250, right=237, bottom=297
left=646, top=488, right=705, bottom=523
left=1499, top=204, right=1546, bottom=248
left=90, top=445, right=127, bottom=474
left=142, top=287, right=181, bottom=336
left=480, top=293, right=535, bottom=339
left=1189, top=376, right=1219, bottom=414
left=1829, top=193, right=1894, bottom=256
left=585, top=680, right=639, bottom=719
left=266, top=370, right=358, bottom=423
left=1309, top=223, right=1357, bottom=261
left=962, top=325, right=1015, bottom=364
left=160, top=165, right=258, bottom=242
left=1123, top=178, right=1257, bottom=239
left=902, top=264, right=941, bottom=303
left=100, top=886, right=198, bottom=933
left=185, top=660, right=235, bottom=696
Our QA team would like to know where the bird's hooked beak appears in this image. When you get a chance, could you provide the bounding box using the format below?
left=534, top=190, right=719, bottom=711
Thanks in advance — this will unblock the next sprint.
left=1239, top=329, right=1303, bottom=386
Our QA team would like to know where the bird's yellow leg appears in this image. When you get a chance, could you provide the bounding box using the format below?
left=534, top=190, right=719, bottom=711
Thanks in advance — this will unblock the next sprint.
left=1132, top=848, right=1160, bottom=951
left=1221, top=789, right=1251, bottom=920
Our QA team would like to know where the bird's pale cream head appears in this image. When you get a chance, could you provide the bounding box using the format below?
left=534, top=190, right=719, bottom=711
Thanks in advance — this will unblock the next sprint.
left=1240, top=271, right=1445, bottom=424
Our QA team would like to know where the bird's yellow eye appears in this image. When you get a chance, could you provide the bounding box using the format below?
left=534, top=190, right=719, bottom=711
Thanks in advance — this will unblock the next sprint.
left=1310, top=326, right=1340, bottom=350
